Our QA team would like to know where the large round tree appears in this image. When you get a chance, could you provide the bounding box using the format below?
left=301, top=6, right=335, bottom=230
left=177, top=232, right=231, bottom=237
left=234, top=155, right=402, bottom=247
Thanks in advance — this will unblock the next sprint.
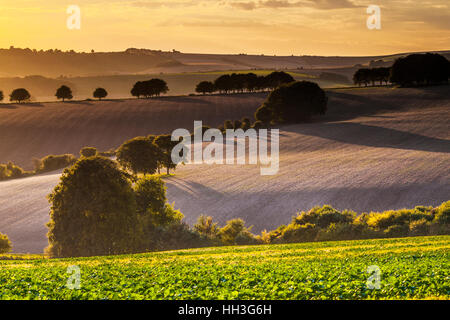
left=93, top=87, right=108, bottom=100
left=55, top=85, right=73, bottom=101
left=9, top=88, right=31, bottom=103
left=116, top=136, right=160, bottom=175
left=255, top=81, right=327, bottom=123
left=46, top=156, right=141, bottom=258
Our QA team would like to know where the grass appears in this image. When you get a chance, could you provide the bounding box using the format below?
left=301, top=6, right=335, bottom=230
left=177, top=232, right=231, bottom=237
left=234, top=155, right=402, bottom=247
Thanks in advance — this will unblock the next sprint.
left=0, top=235, right=448, bottom=300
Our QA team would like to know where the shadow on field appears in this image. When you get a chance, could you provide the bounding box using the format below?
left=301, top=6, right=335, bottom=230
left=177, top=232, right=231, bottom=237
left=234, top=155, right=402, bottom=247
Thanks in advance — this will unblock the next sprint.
left=285, top=122, right=450, bottom=153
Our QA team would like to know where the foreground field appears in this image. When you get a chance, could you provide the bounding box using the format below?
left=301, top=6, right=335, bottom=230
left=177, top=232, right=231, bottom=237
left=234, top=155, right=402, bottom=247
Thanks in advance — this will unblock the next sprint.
left=0, top=236, right=448, bottom=300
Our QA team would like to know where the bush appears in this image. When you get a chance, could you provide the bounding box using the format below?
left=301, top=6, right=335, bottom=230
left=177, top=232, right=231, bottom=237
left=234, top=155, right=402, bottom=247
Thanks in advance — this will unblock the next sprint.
left=293, top=205, right=354, bottom=229
left=256, top=81, right=327, bottom=124
left=409, top=219, right=430, bottom=236
left=0, top=162, right=26, bottom=180
left=278, top=223, right=318, bottom=243
left=0, top=233, right=12, bottom=254
left=34, top=154, right=77, bottom=173
left=217, top=219, right=258, bottom=245
left=430, top=201, right=450, bottom=235
left=194, top=215, right=219, bottom=240
left=80, top=147, right=97, bottom=158
left=46, top=156, right=142, bottom=257
left=98, top=148, right=116, bottom=157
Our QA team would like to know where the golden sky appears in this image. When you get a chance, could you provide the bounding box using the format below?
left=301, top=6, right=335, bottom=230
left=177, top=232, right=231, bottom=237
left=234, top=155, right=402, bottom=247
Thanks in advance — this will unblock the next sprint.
left=0, top=0, right=449, bottom=56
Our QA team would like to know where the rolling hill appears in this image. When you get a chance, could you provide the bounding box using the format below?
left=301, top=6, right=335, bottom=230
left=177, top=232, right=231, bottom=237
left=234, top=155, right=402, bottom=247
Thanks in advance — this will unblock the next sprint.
left=0, top=86, right=449, bottom=253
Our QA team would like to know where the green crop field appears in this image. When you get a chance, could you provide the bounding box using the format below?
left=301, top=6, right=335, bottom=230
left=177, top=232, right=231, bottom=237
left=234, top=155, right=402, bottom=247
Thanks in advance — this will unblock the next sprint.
left=0, top=236, right=448, bottom=300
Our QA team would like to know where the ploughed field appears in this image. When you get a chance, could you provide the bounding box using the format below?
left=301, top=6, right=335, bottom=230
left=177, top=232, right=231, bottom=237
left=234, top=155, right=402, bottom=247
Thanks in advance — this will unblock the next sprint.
left=0, top=86, right=449, bottom=253
left=0, top=236, right=448, bottom=300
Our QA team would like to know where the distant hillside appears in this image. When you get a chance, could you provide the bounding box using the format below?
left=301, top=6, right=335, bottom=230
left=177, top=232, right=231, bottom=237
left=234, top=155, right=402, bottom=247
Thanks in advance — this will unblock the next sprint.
left=1, top=47, right=449, bottom=78
left=0, top=47, right=180, bottom=78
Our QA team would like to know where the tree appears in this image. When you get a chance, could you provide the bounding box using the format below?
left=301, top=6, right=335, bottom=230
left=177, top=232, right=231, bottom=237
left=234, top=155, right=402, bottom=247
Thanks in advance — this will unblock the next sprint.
left=55, top=85, right=73, bottom=101
left=214, top=74, right=233, bottom=93
left=131, top=81, right=146, bottom=98
left=264, top=71, right=295, bottom=90
left=390, top=53, right=450, bottom=86
left=134, top=176, right=182, bottom=227
left=93, top=88, right=108, bottom=100
left=154, top=134, right=179, bottom=175
left=241, top=117, right=251, bottom=130
left=0, top=232, right=12, bottom=253
left=256, top=81, right=327, bottom=123
left=0, top=91, right=3, bottom=102
left=195, top=81, right=215, bottom=95
left=254, top=105, right=272, bottom=125
left=10, top=88, right=31, bottom=103
left=46, top=156, right=141, bottom=257
left=131, top=79, right=169, bottom=98
left=116, top=136, right=160, bottom=175
left=223, top=120, right=234, bottom=130
left=80, top=146, right=97, bottom=158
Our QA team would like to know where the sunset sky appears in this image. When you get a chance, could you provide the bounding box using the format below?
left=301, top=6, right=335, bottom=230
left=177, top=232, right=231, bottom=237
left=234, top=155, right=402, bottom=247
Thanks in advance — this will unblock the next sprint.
left=0, top=0, right=449, bottom=56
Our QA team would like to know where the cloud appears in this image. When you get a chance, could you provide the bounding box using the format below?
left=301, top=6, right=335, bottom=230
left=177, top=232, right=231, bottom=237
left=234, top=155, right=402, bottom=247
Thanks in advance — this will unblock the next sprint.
left=229, top=0, right=358, bottom=10
left=131, top=1, right=197, bottom=8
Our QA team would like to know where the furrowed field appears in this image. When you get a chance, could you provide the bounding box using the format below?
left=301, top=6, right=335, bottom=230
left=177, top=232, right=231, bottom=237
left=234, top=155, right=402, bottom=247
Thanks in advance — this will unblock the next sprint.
left=0, top=236, right=448, bottom=300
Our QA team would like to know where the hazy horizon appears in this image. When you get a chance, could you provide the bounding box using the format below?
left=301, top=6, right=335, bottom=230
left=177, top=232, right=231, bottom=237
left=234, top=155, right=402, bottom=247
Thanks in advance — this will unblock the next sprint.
left=1, top=0, right=449, bottom=57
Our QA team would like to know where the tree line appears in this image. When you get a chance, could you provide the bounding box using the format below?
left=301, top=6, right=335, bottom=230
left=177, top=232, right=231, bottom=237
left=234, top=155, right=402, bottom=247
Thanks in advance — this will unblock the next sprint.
left=0, top=78, right=171, bottom=103
left=353, top=53, right=449, bottom=87
left=195, top=71, right=295, bottom=95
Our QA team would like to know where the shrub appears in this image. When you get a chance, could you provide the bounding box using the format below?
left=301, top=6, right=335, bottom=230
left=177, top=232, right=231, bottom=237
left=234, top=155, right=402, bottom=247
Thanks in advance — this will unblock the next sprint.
left=279, top=223, right=318, bottom=243
left=293, top=205, right=354, bottom=229
left=80, top=147, right=97, bottom=158
left=0, top=162, right=26, bottom=180
left=46, top=156, right=142, bottom=257
left=0, top=233, right=12, bottom=254
left=430, top=201, right=450, bottom=235
left=194, top=215, right=219, bottom=239
left=218, top=219, right=257, bottom=245
left=383, top=224, right=409, bottom=237
left=35, top=154, right=77, bottom=173
left=409, top=219, right=430, bottom=236
left=98, top=148, right=116, bottom=157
